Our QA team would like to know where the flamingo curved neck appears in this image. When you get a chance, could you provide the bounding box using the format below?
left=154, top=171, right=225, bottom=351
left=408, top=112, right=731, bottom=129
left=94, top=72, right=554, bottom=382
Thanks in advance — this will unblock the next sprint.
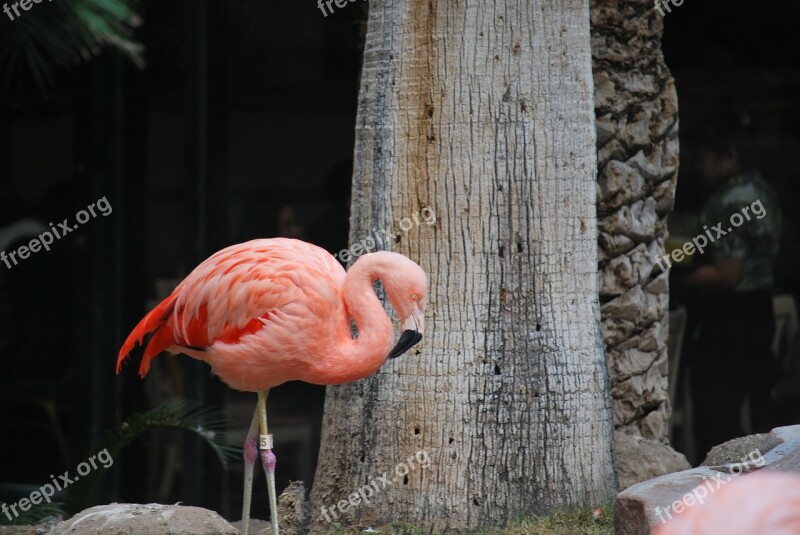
left=334, top=257, right=394, bottom=383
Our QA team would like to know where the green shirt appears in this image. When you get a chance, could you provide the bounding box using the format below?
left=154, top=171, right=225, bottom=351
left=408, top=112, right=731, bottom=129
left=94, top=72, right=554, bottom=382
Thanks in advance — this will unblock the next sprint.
left=699, top=169, right=782, bottom=292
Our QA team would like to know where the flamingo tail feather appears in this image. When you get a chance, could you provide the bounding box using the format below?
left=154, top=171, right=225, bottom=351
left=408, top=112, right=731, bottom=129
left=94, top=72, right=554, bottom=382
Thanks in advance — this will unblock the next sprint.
left=117, top=294, right=178, bottom=377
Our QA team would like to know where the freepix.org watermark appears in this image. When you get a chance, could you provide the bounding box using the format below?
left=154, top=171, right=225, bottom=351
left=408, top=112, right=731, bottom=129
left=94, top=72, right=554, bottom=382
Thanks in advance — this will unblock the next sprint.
left=0, top=196, right=112, bottom=271
left=1, top=448, right=114, bottom=521
left=653, top=198, right=767, bottom=272
left=334, top=206, right=436, bottom=263
left=654, top=0, right=684, bottom=16
left=654, top=448, right=765, bottom=524
left=316, top=0, right=365, bottom=18
left=3, top=0, right=55, bottom=22
left=319, top=449, right=431, bottom=523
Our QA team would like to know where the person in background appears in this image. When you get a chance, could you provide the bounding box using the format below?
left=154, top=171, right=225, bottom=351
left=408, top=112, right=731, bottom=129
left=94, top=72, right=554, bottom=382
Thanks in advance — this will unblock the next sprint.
left=685, top=113, right=782, bottom=460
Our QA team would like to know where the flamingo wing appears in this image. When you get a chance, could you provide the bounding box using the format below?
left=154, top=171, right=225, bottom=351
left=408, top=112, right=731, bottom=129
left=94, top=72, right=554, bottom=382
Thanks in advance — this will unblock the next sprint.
left=117, top=238, right=346, bottom=377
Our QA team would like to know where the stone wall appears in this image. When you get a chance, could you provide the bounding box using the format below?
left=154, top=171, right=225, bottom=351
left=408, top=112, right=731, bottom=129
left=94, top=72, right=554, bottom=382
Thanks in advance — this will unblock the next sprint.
left=590, top=0, right=690, bottom=488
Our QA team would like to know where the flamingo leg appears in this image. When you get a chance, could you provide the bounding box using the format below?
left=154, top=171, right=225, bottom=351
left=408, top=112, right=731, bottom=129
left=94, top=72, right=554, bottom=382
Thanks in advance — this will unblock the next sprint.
left=240, top=407, right=259, bottom=535
left=258, top=389, right=279, bottom=535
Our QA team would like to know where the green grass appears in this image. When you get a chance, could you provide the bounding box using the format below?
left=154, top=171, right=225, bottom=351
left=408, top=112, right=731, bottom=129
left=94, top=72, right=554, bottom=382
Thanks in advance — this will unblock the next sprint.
left=317, top=504, right=614, bottom=535
left=482, top=506, right=614, bottom=535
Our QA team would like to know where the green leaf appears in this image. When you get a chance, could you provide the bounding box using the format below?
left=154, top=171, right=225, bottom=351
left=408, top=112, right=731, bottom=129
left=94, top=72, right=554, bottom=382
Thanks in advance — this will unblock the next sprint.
left=0, top=0, right=144, bottom=97
left=0, top=500, right=64, bottom=526
left=64, top=400, right=239, bottom=515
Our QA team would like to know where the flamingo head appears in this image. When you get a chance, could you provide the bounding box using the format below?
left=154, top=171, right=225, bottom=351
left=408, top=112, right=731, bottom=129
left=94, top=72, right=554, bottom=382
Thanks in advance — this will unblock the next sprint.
left=379, top=252, right=428, bottom=358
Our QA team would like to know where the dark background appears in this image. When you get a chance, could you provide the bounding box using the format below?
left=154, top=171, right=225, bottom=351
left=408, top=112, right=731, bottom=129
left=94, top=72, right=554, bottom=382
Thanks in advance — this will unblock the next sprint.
left=0, top=0, right=798, bottom=521
left=0, top=0, right=364, bottom=520
left=663, top=2, right=800, bottom=462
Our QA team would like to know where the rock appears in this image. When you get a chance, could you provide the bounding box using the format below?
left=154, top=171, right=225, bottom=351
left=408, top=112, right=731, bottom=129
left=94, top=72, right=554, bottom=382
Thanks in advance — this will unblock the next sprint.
left=264, top=481, right=308, bottom=535
left=615, top=425, right=800, bottom=535
left=650, top=471, right=800, bottom=534
left=761, top=431, right=800, bottom=475
left=602, top=287, right=646, bottom=323
left=770, top=424, right=800, bottom=444
left=598, top=232, right=635, bottom=262
left=616, top=321, right=664, bottom=353
left=643, top=270, right=669, bottom=295
left=617, top=71, right=658, bottom=95
left=597, top=197, right=658, bottom=240
left=597, top=139, right=627, bottom=168
left=598, top=160, right=645, bottom=211
left=653, top=174, right=677, bottom=214
left=610, top=353, right=669, bottom=427
left=50, top=503, right=237, bottom=535
left=615, top=466, right=724, bottom=535
left=0, top=527, right=39, bottom=535
left=609, top=348, right=658, bottom=380
left=618, top=111, right=655, bottom=150
left=592, top=0, right=682, bottom=494
left=599, top=243, right=659, bottom=298
left=596, top=113, right=616, bottom=147
left=700, top=433, right=782, bottom=467
left=593, top=71, right=618, bottom=111
left=641, top=408, right=666, bottom=440
left=615, top=432, right=691, bottom=490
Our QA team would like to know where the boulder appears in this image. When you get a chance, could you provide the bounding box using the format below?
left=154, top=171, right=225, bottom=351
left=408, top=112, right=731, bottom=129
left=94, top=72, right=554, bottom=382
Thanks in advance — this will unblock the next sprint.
left=615, top=425, right=800, bottom=535
left=0, top=526, right=43, bottom=535
left=50, top=503, right=237, bottom=535
left=700, top=433, right=782, bottom=467
left=615, top=466, right=726, bottom=535
left=615, top=432, right=691, bottom=491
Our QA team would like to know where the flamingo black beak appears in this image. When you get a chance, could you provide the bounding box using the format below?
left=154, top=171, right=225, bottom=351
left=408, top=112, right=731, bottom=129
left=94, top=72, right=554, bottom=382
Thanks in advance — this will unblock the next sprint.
left=389, top=305, right=424, bottom=359
left=389, top=329, right=423, bottom=359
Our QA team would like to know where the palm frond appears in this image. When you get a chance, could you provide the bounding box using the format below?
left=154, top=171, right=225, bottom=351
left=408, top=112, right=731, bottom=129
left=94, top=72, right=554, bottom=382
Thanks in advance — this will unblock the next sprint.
left=65, top=400, right=238, bottom=515
left=0, top=500, right=63, bottom=526
left=0, top=0, right=144, bottom=97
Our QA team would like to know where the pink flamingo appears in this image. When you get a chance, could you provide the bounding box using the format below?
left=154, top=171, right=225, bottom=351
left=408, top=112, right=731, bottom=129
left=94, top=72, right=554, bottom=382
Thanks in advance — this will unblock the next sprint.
left=117, top=238, right=428, bottom=535
left=652, top=471, right=800, bottom=535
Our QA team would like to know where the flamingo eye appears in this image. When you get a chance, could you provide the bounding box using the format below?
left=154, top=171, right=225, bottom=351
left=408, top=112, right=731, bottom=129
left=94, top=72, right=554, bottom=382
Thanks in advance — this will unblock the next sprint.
left=412, top=293, right=419, bottom=301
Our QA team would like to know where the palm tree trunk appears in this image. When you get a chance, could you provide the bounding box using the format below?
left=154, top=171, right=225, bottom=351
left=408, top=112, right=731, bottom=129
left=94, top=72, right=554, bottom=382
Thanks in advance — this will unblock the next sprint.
left=309, top=1, right=616, bottom=531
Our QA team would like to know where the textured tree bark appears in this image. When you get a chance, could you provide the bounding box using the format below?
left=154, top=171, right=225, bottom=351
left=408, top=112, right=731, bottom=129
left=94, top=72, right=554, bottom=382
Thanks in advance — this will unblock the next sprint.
left=590, top=0, right=690, bottom=489
left=308, top=1, right=616, bottom=531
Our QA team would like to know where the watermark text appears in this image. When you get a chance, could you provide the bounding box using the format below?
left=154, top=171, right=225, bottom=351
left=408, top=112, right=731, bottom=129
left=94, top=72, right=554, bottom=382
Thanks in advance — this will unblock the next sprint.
left=654, top=448, right=765, bottom=524
left=317, top=0, right=365, bottom=18
left=0, top=196, right=112, bottom=270
left=2, top=448, right=114, bottom=521
left=653, top=198, right=766, bottom=271
left=654, top=0, right=684, bottom=16
left=3, top=0, right=56, bottom=22
left=319, top=449, right=431, bottom=523
left=335, top=206, right=436, bottom=263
